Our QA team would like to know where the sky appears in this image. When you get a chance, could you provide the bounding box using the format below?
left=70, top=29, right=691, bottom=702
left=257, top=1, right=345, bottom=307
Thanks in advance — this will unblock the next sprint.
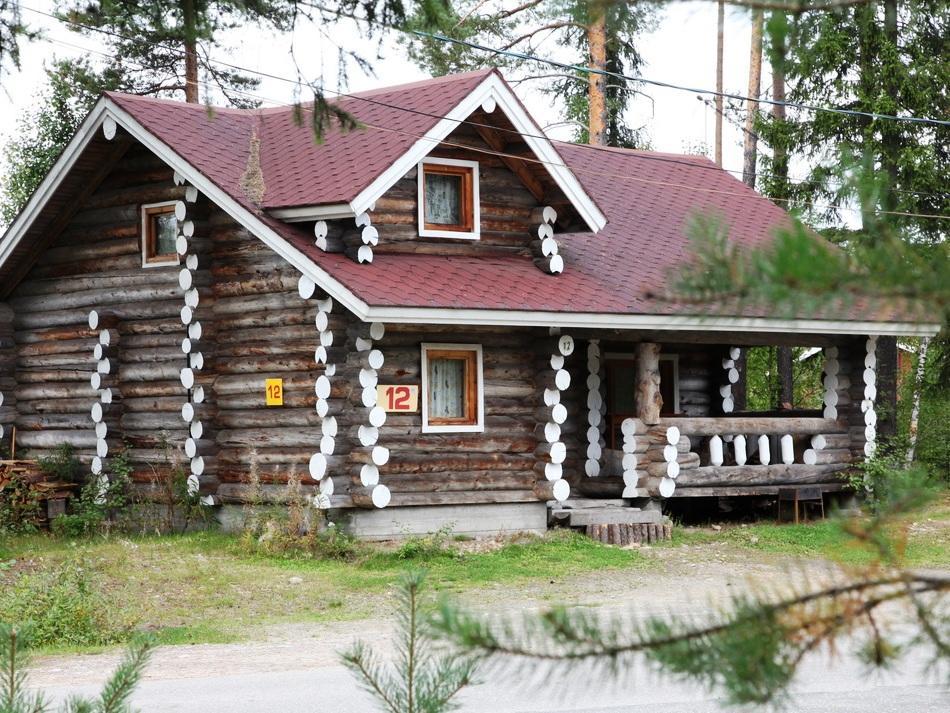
left=1, top=1, right=769, bottom=185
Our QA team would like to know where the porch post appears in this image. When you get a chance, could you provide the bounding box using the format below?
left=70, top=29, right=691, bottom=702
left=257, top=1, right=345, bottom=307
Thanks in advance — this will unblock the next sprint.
left=635, top=342, right=662, bottom=425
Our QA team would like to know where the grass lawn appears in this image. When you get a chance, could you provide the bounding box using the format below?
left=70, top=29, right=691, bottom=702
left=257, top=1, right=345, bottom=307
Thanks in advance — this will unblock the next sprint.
left=0, top=529, right=646, bottom=653
left=667, top=496, right=950, bottom=569
left=2, top=496, right=948, bottom=653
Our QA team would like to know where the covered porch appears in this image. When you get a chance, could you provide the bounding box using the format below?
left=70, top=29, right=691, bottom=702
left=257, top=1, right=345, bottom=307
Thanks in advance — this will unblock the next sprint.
left=567, top=330, right=880, bottom=502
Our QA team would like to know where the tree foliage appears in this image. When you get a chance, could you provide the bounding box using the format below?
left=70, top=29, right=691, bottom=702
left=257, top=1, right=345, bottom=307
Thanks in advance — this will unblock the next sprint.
left=404, top=0, right=656, bottom=148
left=341, top=571, right=478, bottom=713
left=0, top=59, right=122, bottom=227
left=757, top=1, right=949, bottom=245
left=0, top=623, right=152, bottom=713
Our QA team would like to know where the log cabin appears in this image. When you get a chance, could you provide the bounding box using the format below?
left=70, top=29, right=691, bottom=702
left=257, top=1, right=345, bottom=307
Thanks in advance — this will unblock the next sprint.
left=0, top=69, right=939, bottom=537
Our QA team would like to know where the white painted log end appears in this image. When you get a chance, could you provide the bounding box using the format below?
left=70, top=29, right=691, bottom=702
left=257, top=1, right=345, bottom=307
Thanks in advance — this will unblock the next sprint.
left=184, top=290, right=199, bottom=312
left=666, top=426, right=681, bottom=445
left=823, top=405, right=838, bottom=420
left=316, top=398, right=329, bottom=418
left=180, top=305, right=193, bottom=325
left=811, top=434, right=827, bottom=451
left=542, top=205, right=557, bottom=224
left=481, top=95, right=497, bottom=113
left=91, top=402, right=103, bottom=423
left=88, top=310, right=99, bottom=330
left=96, top=439, right=108, bottom=458
left=360, top=464, right=379, bottom=487
left=803, top=448, right=818, bottom=466
left=355, top=212, right=371, bottom=227
left=548, top=441, right=567, bottom=464
left=371, top=484, right=391, bottom=509
left=357, top=425, right=378, bottom=447
left=584, top=460, right=600, bottom=478
left=551, top=402, right=568, bottom=425
left=321, top=415, right=338, bottom=438
left=543, top=388, right=561, bottom=407
left=314, top=375, right=332, bottom=400
left=727, top=367, right=739, bottom=384
left=173, top=170, right=184, bottom=185
left=658, top=477, right=676, bottom=498
left=95, top=421, right=107, bottom=440
left=314, top=220, right=328, bottom=239
left=551, top=479, right=570, bottom=503
left=356, top=245, right=373, bottom=263
left=320, top=434, right=336, bottom=455
left=181, top=402, right=195, bottom=423
left=186, top=474, right=200, bottom=495
left=729, top=346, right=741, bottom=360
left=181, top=220, right=195, bottom=237
left=371, top=445, right=390, bottom=467
left=361, top=225, right=379, bottom=246
left=537, top=222, right=554, bottom=240
left=193, top=385, right=205, bottom=404
left=91, top=456, right=103, bottom=475
left=102, top=116, right=117, bottom=140
left=550, top=354, right=565, bottom=371
left=190, top=420, right=204, bottom=439
left=368, top=405, right=387, bottom=428
left=174, top=201, right=187, bottom=222
left=297, top=275, right=316, bottom=300
left=185, top=186, right=199, bottom=203
left=320, top=476, right=335, bottom=496
left=308, top=453, right=327, bottom=481
left=359, top=367, right=378, bottom=389
left=553, top=368, right=571, bottom=391
left=180, top=367, right=195, bottom=389
left=548, top=254, right=564, bottom=274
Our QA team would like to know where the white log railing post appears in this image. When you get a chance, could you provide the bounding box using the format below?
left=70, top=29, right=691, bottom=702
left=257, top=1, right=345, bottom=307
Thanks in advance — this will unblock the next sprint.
left=300, top=279, right=339, bottom=509
left=351, top=321, right=390, bottom=508
left=88, top=310, right=118, bottom=497
left=620, top=417, right=649, bottom=497
left=584, top=339, right=602, bottom=477
left=534, top=329, right=572, bottom=502
left=530, top=206, right=563, bottom=275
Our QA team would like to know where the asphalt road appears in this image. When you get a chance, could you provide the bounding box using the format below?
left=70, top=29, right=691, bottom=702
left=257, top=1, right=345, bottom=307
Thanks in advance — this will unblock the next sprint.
left=35, top=642, right=947, bottom=712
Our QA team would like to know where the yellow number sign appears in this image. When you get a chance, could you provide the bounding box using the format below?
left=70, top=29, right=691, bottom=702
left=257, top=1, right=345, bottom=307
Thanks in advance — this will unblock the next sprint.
left=265, top=378, right=284, bottom=406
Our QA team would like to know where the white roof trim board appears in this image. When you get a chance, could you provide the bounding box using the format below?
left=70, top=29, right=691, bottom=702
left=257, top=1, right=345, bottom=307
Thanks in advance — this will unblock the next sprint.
left=0, top=94, right=940, bottom=339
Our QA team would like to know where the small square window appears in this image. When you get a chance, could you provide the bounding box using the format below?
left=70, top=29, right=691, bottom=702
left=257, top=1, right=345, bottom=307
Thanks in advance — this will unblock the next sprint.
left=421, top=343, right=484, bottom=433
left=418, top=159, right=479, bottom=239
left=141, top=202, right=180, bottom=267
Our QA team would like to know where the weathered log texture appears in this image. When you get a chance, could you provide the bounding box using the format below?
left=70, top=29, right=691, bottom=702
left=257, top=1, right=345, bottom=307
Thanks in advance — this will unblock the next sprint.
left=676, top=463, right=849, bottom=487
left=9, top=145, right=187, bottom=469
left=635, top=342, right=662, bottom=424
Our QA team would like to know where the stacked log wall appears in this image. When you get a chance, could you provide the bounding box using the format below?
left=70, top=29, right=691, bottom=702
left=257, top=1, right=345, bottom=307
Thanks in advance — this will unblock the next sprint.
left=209, top=210, right=338, bottom=497
left=371, top=324, right=550, bottom=505
left=9, top=146, right=188, bottom=475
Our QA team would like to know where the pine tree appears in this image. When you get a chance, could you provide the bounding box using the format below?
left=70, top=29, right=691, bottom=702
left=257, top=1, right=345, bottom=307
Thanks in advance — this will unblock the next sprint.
left=1, top=623, right=152, bottom=713
left=341, top=571, right=479, bottom=713
left=405, top=0, right=657, bottom=148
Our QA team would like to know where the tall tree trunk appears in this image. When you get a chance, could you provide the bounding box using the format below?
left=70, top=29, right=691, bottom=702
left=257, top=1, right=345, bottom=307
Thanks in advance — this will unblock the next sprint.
left=770, top=12, right=789, bottom=202
left=183, top=0, right=199, bottom=103
left=905, top=338, right=930, bottom=464
left=881, top=0, right=900, bottom=212
left=742, top=10, right=763, bottom=188
left=715, top=0, right=724, bottom=166
left=587, top=8, right=608, bottom=146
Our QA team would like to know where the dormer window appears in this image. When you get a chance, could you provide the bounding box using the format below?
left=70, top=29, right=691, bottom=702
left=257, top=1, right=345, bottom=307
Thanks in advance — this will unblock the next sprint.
left=418, top=158, right=479, bottom=239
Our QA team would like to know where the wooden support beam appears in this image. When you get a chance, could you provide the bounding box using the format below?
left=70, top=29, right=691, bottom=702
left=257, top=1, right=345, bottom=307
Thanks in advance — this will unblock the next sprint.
left=471, top=124, right=546, bottom=202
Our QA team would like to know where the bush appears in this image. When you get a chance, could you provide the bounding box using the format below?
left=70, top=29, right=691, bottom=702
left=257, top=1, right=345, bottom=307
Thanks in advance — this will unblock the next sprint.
left=0, top=560, right=131, bottom=648
left=36, top=443, right=84, bottom=483
left=0, top=474, right=42, bottom=535
left=392, top=525, right=459, bottom=562
left=916, top=390, right=950, bottom=481
left=51, top=451, right=131, bottom=538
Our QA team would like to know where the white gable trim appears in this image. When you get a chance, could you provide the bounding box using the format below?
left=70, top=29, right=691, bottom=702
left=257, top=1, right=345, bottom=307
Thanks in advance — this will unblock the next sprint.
left=360, top=305, right=941, bottom=338
left=347, top=73, right=607, bottom=232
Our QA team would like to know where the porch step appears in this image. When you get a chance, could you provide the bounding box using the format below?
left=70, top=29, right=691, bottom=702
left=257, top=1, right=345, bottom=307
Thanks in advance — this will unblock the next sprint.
left=557, top=506, right=664, bottom=527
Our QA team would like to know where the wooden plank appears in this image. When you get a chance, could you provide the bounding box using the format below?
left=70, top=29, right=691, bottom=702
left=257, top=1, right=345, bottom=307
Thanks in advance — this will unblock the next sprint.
left=661, top=416, right=845, bottom=436
left=671, top=482, right=850, bottom=497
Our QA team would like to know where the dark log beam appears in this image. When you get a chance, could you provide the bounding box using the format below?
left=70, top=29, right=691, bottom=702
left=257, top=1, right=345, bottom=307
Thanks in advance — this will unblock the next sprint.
left=471, top=124, right=546, bottom=203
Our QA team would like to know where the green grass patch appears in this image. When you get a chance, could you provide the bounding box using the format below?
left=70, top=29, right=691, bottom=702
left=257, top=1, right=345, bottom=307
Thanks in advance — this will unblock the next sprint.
left=0, top=529, right=644, bottom=653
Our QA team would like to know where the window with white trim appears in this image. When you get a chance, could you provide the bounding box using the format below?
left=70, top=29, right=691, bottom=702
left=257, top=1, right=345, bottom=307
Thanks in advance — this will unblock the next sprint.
left=421, top=343, right=484, bottom=433
left=417, top=158, right=480, bottom=240
left=140, top=201, right=180, bottom=267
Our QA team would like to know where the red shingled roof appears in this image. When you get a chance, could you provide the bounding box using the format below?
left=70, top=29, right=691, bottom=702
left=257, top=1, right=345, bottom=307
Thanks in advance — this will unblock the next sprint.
left=105, top=72, right=913, bottom=322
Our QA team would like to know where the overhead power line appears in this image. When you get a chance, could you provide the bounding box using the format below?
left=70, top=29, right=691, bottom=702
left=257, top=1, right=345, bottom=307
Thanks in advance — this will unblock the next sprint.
left=15, top=6, right=950, bottom=221
left=412, top=30, right=950, bottom=129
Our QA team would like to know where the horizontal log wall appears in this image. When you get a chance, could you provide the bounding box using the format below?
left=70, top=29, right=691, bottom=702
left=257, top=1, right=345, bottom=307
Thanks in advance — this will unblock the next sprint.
left=209, top=209, right=336, bottom=488
left=9, top=145, right=188, bottom=474
left=370, top=324, right=559, bottom=504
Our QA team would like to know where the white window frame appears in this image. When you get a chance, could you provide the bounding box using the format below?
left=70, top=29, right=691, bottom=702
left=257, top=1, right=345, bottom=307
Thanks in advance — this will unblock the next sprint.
left=417, top=157, right=480, bottom=240
left=140, top=200, right=180, bottom=268
left=420, top=342, right=485, bottom=433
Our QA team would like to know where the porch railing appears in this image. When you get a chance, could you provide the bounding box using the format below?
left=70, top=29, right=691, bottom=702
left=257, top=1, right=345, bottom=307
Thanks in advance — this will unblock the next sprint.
left=614, top=416, right=853, bottom=498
